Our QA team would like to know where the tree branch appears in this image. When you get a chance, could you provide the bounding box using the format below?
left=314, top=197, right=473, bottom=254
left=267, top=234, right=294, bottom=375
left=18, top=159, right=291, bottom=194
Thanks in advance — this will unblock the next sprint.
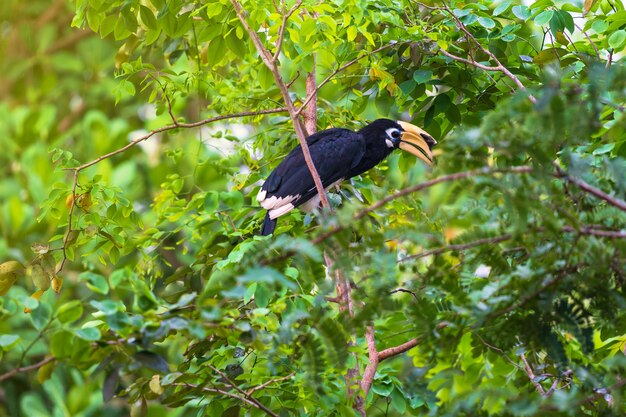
left=440, top=2, right=537, bottom=104
left=0, top=356, right=55, bottom=383
left=399, top=234, right=513, bottom=262
left=378, top=337, right=422, bottom=361
left=174, top=383, right=279, bottom=417
left=555, top=165, right=626, bottom=213
left=295, top=43, right=395, bottom=118
left=207, top=365, right=279, bottom=417
left=520, top=353, right=546, bottom=395
left=56, top=107, right=287, bottom=273
left=357, top=325, right=379, bottom=413
left=312, top=166, right=533, bottom=244
left=245, top=372, right=296, bottom=395
left=439, top=48, right=500, bottom=71
left=304, top=53, right=317, bottom=135
left=230, top=0, right=329, bottom=209
left=272, top=0, right=303, bottom=62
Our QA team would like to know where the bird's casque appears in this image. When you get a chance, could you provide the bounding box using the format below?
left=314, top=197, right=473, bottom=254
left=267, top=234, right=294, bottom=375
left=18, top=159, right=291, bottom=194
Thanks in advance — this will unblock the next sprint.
left=257, top=118, right=436, bottom=235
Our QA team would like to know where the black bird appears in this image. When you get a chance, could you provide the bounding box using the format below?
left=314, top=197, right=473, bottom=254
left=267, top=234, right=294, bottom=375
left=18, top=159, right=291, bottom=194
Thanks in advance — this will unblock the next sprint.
left=257, top=119, right=436, bottom=235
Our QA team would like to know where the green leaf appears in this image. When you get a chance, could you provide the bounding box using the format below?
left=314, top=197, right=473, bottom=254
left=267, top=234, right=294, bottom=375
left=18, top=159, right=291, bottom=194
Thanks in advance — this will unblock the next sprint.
left=244, top=282, right=257, bottom=304
left=478, top=17, right=496, bottom=29
left=591, top=19, right=608, bottom=33
left=494, top=0, right=512, bottom=16
left=255, top=283, right=271, bottom=308
left=390, top=388, right=407, bottom=413
left=31, top=302, right=52, bottom=330
left=534, top=10, right=553, bottom=26
left=512, top=5, right=531, bottom=20
left=204, top=191, right=219, bottom=212
left=413, top=69, right=432, bottom=84
left=80, top=271, right=109, bottom=295
left=75, top=327, right=101, bottom=341
left=220, top=190, right=243, bottom=210
left=608, top=30, right=626, bottom=49
left=0, top=334, right=21, bottom=350
left=56, top=300, right=83, bottom=323
left=139, top=5, right=157, bottom=30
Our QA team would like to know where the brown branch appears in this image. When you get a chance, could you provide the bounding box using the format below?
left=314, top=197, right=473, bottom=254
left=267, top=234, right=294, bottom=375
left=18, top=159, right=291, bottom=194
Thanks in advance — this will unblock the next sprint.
left=561, top=226, right=626, bottom=238
left=69, top=107, right=288, bottom=173
left=272, top=0, right=304, bottom=62
left=174, top=383, right=278, bottom=417
left=245, top=372, right=296, bottom=395
left=294, top=43, right=395, bottom=118
left=304, top=54, right=317, bottom=135
left=520, top=353, right=546, bottom=395
left=56, top=107, right=287, bottom=273
left=57, top=169, right=79, bottom=273
left=264, top=165, right=625, bottom=267
left=230, top=0, right=329, bottom=209
left=475, top=333, right=523, bottom=369
left=312, top=166, right=533, bottom=245
left=439, top=48, right=500, bottom=71
left=0, top=357, right=56, bottom=383
left=399, top=233, right=513, bottom=263
left=207, top=365, right=279, bottom=417
left=555, top=165, right=626, bottom=213
left=356, top=325, right=378, bottom=415
left=378, top=337, right=422, bottom=361
left=440, top=2, right=537, bottom=104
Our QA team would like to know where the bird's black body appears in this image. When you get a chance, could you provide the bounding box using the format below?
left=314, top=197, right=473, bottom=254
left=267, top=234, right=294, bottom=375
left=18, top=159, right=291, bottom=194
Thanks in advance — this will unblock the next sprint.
left=257, top=119, right=435, bottom=235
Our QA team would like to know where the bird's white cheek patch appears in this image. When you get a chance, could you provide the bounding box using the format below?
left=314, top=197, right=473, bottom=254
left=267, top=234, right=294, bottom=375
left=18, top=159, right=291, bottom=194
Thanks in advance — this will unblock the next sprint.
left=385, top=139, right=394, bottom=148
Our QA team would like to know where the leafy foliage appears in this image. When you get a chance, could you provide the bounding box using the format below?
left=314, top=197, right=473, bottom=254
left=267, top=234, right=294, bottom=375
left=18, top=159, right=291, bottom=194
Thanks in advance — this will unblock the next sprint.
left=1, top=0, right=625, bottom=416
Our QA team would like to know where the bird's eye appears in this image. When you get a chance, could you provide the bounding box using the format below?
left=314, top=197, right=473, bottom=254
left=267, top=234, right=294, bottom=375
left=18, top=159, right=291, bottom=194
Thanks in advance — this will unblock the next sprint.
left=386, top=128, right=402, bottom=140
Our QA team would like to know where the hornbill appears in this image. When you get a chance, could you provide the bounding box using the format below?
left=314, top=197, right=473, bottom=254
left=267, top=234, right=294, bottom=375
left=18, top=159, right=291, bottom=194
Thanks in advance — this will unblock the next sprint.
left=257, top=119, right=436, bottom=235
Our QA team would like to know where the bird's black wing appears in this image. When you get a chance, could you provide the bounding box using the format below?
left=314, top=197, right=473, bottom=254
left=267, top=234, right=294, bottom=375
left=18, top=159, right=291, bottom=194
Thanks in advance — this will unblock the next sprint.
left=258, top=128, right=365, bottom=214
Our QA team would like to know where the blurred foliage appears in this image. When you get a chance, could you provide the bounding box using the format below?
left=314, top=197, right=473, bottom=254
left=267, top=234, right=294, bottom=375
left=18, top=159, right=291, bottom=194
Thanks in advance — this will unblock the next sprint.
left=1, top=0, right=625, bottom=416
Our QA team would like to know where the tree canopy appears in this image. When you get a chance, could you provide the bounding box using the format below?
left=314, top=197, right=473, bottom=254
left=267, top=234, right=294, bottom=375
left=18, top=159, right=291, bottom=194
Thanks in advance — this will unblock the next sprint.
left=1, top=0, right=625, bottom=416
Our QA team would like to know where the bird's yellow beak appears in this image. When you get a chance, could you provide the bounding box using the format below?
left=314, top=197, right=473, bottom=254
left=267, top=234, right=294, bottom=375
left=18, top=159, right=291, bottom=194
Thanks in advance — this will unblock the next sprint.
left=397, top=121, right=437, bottom=166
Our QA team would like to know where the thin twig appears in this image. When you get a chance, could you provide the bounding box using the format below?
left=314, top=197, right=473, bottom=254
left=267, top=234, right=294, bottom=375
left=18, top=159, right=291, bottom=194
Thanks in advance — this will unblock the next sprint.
left=312, top=166, right=533, bottom=244
left=574, top=23, right=602, bottom=60
left=0, top=357, right=56, bottom=383
left=207, top=365, right=279, bottom=417
left=246, top=372, right=296, bottom=395
left=230, top=0, right=329, bottom=209
left=400, top=234, right=513, bottom=262
left=475, top=333, right=523, bottom=369
left=174, top=383, right=279, bottom=417
left=555, top=164, right=626, bottom=213
left=295, top=43, right=395, bottom=117
left=520, top=353, right=546, bottom=395
left=389, top=287, right=419, bottom=302
left=439, top=48, right=500, bottom=71
left=272, top=0, right=304, bottom=62
left=56, top=107, right=288, bottom=273
left=69, top=108, right=288, bottom=173
left=440, top=2, right=537, bottom=104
